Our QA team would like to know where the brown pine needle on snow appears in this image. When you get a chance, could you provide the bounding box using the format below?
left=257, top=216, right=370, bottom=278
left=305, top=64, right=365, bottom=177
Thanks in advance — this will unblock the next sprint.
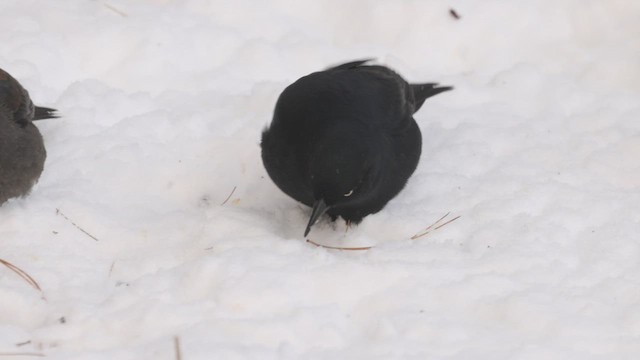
left=306, top=239, right=372, bottom=251
left=410, top=212, right=461, bottom=240
left=0, top=258, right=43, bottom=295
left=220, top=186, right=237, bottom=206
left=434, top=215, right=461, bottom=230
left=305, top=212, right=460, bottom=250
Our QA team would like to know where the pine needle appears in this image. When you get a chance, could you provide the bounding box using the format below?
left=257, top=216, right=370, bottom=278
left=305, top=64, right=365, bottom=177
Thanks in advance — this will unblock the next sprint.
left=0, top=258, right=43, bottom=296
left=434, top=215, right=461, bottom=230
left=410, top=212, right=461, bottom=240
left=220, top=186, right=237, bottom=206
left=306, top=239, right=372, bottom=251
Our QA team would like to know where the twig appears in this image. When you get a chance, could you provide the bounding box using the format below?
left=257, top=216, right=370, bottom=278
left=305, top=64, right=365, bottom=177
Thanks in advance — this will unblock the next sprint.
left=449, top=8, right=461, bottom=20
left=220, top=186, right=237, bottom=206
left=306, top=239, right=372, bottom=251
left=0, top=258, right=43, bottom=294
left=55, top=208, right=99, bottom=241
left=174, top=336, right=182, bottom=360
left=0, top=354, right=44, bottom=358
left=410, top=212, right=461, bottom=240
left=108, top=261, right=115, bottom=278
left=103, top=3, right=128, bottom=17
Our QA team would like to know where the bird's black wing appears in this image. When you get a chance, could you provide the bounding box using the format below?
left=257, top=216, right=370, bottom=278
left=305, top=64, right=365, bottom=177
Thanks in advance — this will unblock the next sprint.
left=354, top=65, right=453, bottom=115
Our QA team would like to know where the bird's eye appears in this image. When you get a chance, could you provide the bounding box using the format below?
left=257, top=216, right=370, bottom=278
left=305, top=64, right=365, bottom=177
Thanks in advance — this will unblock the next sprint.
left=343, top=189, right=354, bottom=197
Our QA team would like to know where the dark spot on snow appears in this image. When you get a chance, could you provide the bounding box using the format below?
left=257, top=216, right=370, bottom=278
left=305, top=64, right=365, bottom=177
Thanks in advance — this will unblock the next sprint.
left=199, top=195, right=211, bottom=207
left=449, top=8, right=461, bottom=20
left=59, top=317, right=66, bottom=324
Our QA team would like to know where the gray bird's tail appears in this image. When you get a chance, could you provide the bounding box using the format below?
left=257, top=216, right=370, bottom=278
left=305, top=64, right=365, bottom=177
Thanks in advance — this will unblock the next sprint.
left=33, top=106, right=59, bottom=120
left=411, top=83, right=453, bottom=113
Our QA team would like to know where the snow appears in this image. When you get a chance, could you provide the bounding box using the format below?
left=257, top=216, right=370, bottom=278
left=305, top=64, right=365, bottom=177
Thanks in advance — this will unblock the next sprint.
left=1, top=0, right=640, bottom=359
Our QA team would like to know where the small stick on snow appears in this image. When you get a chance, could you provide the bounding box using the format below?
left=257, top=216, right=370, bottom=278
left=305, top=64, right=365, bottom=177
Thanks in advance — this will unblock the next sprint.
left=174, top=336, right=182, bottom=360
left=306, top=239, right=372, bottom=251
left=220, top=186, right=237, bottom=206
left=410, top=212, right=461, bottom=240
left=56, top=208, right=99, bottom=241
left=108, top=261, right=115, bottom=278
left=103, top=3, right=128, bottom=17
left=0, top=258, right=44, bottom=296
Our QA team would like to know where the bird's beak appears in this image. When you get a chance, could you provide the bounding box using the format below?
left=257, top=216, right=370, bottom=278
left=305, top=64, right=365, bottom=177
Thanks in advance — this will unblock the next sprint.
left=304, top=199, right=329, bottom=237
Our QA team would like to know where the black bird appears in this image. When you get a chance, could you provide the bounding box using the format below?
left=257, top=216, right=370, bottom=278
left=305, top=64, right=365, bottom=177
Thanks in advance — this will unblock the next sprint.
left=261, top=59, right=452, bottom=236
left=0, top=68, right=58, bottom=205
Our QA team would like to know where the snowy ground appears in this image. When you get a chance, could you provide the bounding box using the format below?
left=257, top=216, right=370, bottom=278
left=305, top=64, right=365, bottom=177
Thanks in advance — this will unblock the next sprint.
left=1, top=0, right=640, bottom=359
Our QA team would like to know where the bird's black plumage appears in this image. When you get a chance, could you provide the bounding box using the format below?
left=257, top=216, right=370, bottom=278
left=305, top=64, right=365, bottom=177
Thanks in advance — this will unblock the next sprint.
left=261, top=60, right=452, bottom=236
left=0, top=68, right=58, bottom=205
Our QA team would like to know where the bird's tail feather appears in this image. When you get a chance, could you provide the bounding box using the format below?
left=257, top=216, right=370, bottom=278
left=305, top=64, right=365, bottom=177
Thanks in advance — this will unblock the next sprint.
left=33, top=106, right=59, bottom=120
left=327, top=59, right=374, bottom=71
left=411, top=84, right=453, bottom=113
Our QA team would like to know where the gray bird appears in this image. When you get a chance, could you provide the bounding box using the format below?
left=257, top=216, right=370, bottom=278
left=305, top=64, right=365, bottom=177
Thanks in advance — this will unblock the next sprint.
left=0, top=68, right=57, bottom=205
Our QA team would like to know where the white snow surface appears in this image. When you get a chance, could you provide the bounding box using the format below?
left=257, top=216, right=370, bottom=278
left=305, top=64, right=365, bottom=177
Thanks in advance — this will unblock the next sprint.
left=1, top=1, right=640, bottom=359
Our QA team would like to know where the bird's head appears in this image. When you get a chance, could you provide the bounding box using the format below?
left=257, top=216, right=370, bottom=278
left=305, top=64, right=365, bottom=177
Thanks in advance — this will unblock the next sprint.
left=304, top=133, right=379, bottom=236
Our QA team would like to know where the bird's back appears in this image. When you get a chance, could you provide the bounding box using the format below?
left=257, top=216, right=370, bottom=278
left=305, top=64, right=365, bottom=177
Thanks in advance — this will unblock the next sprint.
left=269, top=63, right=416, bottom=139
